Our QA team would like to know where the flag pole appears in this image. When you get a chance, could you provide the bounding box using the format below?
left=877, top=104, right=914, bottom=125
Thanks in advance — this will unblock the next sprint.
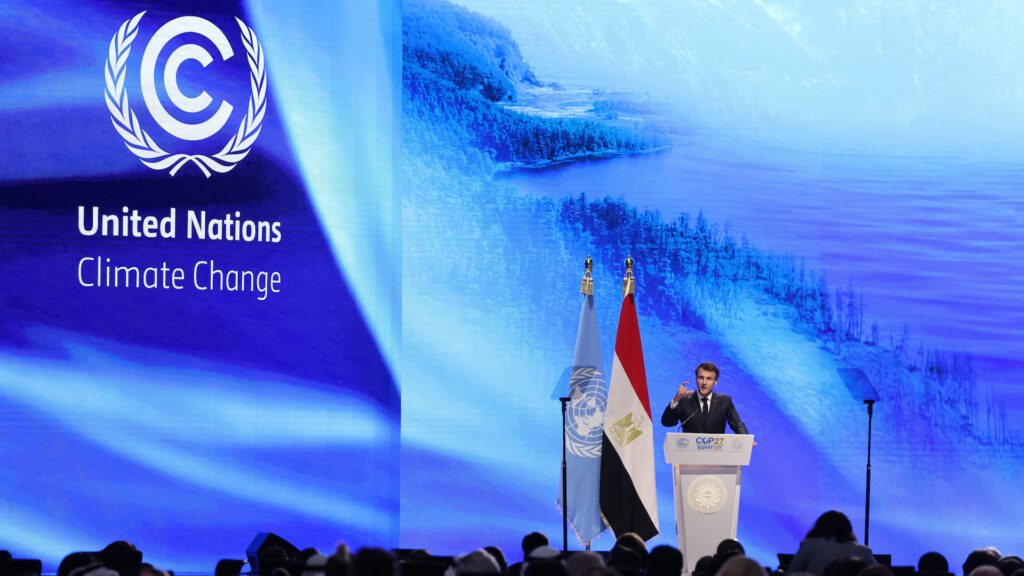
left=560, top=394, right=570, bottom=553
left=581, top=255, right=594, bottom=296
left=622, top=254, right=635, bottom=296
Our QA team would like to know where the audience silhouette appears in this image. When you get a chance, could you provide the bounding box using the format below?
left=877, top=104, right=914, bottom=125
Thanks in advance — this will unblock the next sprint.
left=964, top=550, right=1001, bottom=576
left=789, top=511, right=876, bottom=576
left=919, top=552, right=952, bottom=576
left=6, top=513, right=1021, bottom=576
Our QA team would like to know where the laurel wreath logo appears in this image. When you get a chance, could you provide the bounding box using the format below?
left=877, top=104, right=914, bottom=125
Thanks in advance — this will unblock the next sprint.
left=104, top=12, right=267, bottom=177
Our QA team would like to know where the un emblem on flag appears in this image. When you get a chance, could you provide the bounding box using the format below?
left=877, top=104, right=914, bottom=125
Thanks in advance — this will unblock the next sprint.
left=567, top=367, right=607, bottom=458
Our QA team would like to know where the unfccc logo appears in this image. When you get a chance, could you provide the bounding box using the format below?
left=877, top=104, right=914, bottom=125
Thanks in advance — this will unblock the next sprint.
left=104, top=12, right=267, bottom=177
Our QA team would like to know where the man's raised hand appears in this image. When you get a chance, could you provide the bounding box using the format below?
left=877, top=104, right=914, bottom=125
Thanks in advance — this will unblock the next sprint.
left=673, top=382, right=694, bottom=403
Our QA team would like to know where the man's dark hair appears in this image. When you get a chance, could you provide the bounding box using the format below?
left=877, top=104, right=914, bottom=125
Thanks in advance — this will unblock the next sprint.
left=607, top=549, right=641, bottom=576
left=612, top=533, right=647, bottom=567
left=521, top=534, right=549, bottom=558
left=58, top=553, right=98, bottom=576
left=647, top=546, right=682, bottom=576
left=326, top=544, right=351, bottom=576
left=996, top=557, right=1023, bottom=576
left=352, top=548, right=395, bottom=576
left=98, top=541, right=142, bottom=576
left=716, top=540, right=744, bottom=557
left=695, top=363, right=720, bottom=379
left=919, top=553, right=950, bottom=575
left=806, top=511, right=858, bottom=543
left=964, top=550, right=1001, bottom=576
left=102, top=542, right=138, bottom=554
left=693, top=556, right=714, bottom=576
left=484, top=548, right=508, bottom=574
left=712, top=540, right=745, bottom=574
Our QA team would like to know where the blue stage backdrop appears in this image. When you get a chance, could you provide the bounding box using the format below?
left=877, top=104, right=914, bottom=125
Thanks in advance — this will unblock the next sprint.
left=400, top=0, right=1024, bottom=567
left=0, top=0, right=400, bottom=571
left=3, top=0, right=1024, bottom=572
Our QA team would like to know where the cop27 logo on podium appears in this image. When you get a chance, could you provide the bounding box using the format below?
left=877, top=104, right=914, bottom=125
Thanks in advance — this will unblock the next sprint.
left=104, top=13, right=267, bottom=177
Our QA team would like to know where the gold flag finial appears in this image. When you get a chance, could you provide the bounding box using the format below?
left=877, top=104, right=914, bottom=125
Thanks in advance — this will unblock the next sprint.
left=580, top=255, right=594, bottom=295
left=622, top=254, right=635, bottom=296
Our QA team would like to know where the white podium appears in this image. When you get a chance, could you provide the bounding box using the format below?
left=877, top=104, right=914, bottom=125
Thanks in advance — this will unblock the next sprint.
left=663, top=433, right=755, bottom=575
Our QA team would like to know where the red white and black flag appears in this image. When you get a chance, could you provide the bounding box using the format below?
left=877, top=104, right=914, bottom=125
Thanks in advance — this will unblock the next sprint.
left=599, top=260, right=658, bottom=541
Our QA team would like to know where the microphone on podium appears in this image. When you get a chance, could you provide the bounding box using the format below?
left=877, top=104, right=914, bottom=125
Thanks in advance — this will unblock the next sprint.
left=677, top=406, right=698, bottom=432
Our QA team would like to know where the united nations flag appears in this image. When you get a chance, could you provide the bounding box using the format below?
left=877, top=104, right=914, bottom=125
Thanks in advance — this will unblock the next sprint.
left=558, top=288, right=609, bottom=544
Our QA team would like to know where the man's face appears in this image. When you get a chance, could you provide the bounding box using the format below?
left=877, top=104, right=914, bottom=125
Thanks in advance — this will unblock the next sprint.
left=696, top=368, right=718, bottom=396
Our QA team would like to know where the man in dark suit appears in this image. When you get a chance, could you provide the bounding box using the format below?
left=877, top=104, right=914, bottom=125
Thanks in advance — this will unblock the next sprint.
left=660, top=362, right=748, bottom=434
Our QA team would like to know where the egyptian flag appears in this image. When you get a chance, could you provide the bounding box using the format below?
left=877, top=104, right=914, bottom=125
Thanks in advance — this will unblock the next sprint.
left=599, top=292, right=659, bottom=540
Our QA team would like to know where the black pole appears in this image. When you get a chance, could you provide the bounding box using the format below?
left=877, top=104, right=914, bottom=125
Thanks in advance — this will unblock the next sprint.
left=560, top=396, right=571, bottom=553
left=864, top=399, right=874, bottom=546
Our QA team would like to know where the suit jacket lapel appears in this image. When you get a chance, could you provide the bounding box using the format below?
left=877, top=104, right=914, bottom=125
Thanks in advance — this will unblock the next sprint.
left=707, top=394, right=722, bottom=431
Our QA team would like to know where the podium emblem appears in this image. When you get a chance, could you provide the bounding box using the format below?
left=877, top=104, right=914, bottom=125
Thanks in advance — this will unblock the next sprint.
left=687, top=475, right=727, bottom=514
